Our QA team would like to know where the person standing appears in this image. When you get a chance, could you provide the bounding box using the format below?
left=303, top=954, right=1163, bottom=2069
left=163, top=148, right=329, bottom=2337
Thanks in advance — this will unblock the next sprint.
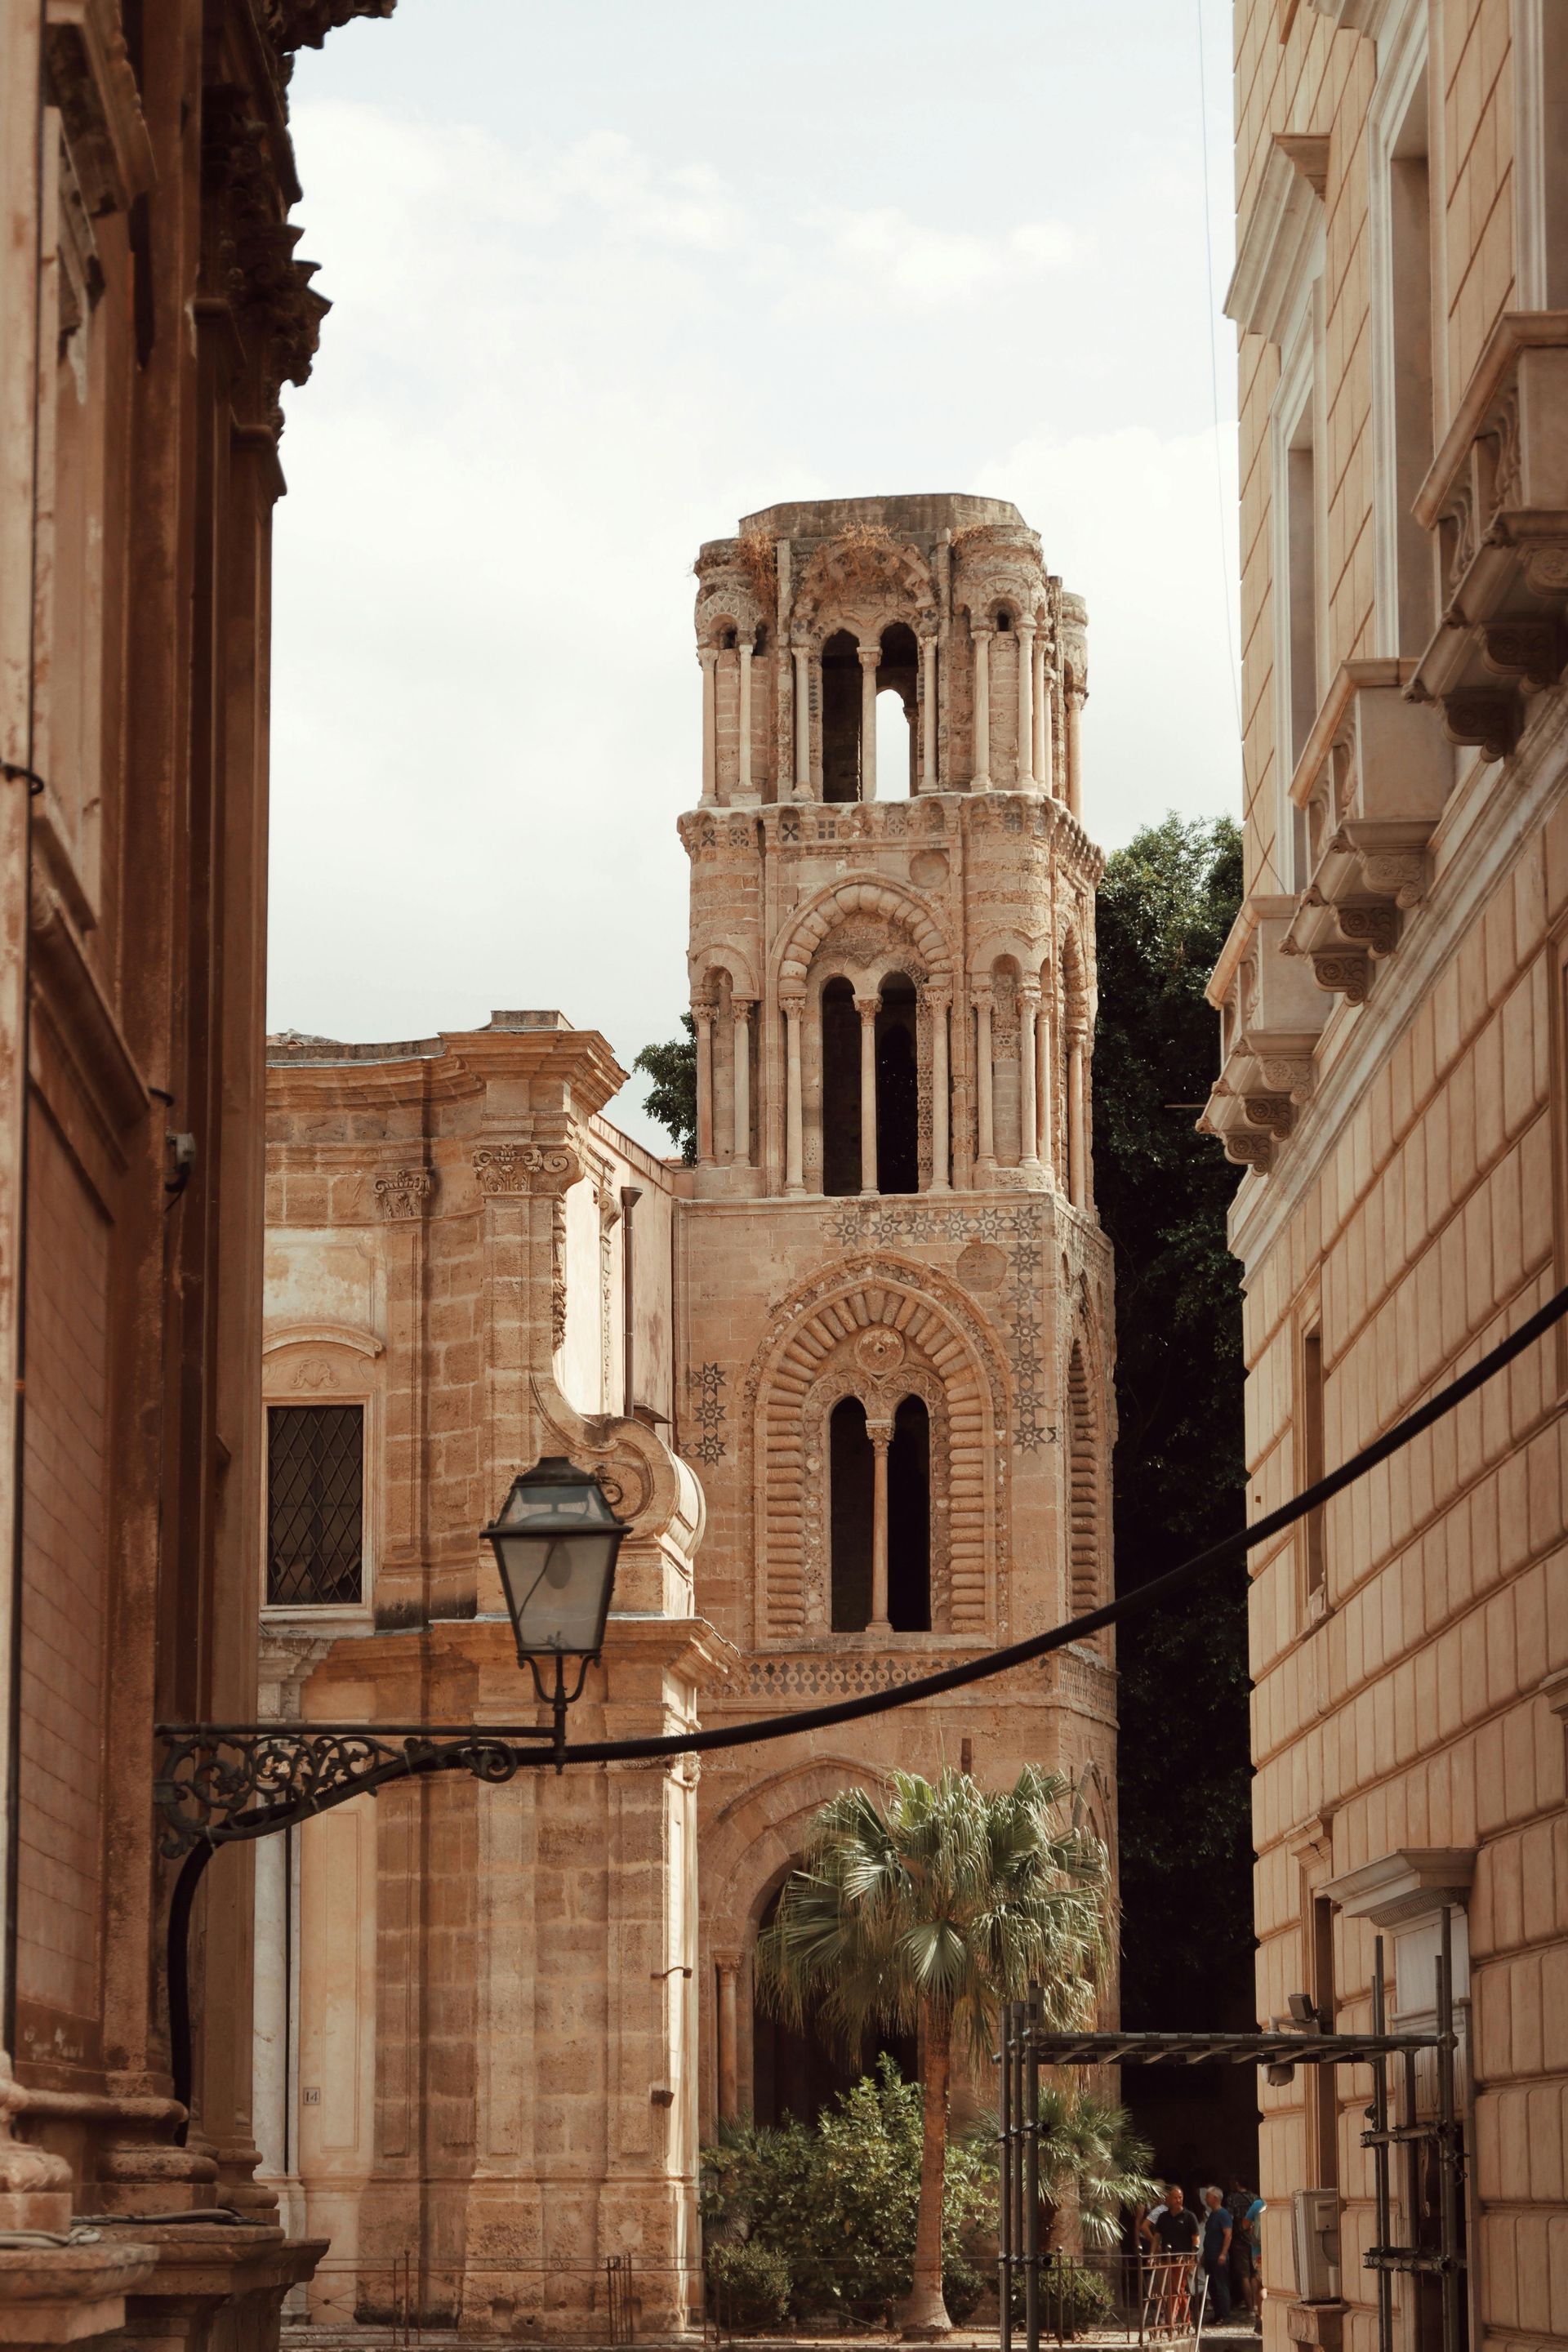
left=1225, top=2178, right=1261, bottom=2328
left=1200, top=2188, right=1232, bottom=2323
left=1143, top=2186, right=1201, bottom=2326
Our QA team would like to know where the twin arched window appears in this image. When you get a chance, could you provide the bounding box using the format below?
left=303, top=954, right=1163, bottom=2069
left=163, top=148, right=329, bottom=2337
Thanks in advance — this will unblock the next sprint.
left=828, top=1393, right=931, bottom=1633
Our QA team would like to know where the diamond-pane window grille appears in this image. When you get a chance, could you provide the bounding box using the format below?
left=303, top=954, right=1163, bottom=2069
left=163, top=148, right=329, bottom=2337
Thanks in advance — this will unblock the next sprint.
left=267, top=1405, right=364, bottom=1606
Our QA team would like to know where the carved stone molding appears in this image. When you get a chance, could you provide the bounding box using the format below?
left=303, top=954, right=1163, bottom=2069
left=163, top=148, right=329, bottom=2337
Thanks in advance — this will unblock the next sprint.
left=1221, top=1130, right=1274, bottom=1174
left=1258, top=1057, right=1317, bottom=1102
left=1439, top=688, right=1519, bottom=763
left=373, top=1166, right=434, bottom=1220
left=472, top=1141, right=581, bottom=1197
left=1336, top=903, right=1400, bottom=957
left=261, top=0, right=398, bottom=53
left=1307, top=950, right=1370, bottom=1005
left=1479, top=618, right=1567, bottom=690
left=1244, top=1095, right=1295, bottom=1138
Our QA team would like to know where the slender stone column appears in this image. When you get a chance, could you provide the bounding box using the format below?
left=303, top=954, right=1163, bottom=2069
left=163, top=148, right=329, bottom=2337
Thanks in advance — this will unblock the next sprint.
left=1016, top=620, right=1036, bottom=788
left=793, top=645, right=812, bottom=799
left=924, top=985, right=950, bottom=1192
left=1067, top=684, right=1085, bottom=819
left=920, top=635, right=938, bottom=791
left=715, top=1958, right=740, bottom=2122
left=855, top=993, right=880, bottom=1193
left=1019, top=984, right=1040, bottom=1170
left=783, top=993, right=806, bottom=1193
left=971, top=624, right=993, bottom=790
left=867, top=1419, right=893, bottom=1633
left=1067, top=1031, right=1086, bottom=1206
left=974, top=985, right=996, bottom=1171
left=1035, top=634, right=1051, bottom=791
left=1036, top=996, right=1054, bottom=1179
left=695, top=999, right=716, bottom=1165
left=699, top=647, right=718, bottom=804
left=859, top=647, right=880, bottom=801
left=732, top=1000, right=753, bottom=1165
left=737, top=638, right=754, bottom=797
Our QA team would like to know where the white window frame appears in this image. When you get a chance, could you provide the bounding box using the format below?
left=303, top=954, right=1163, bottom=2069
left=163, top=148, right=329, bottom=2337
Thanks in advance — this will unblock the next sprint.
left=261, top=1343, right=380, bottom=1625
left=1268, top=276, right=1325, bottom=892
left=1366, top=0, right=1435, bottom=657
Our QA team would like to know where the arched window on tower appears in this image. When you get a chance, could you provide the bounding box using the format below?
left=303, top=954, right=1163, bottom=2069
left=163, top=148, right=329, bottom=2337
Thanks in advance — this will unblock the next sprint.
left=830, top=1396, right=873, bottom=1628
left=875, top=977, right=919, bottom=1194
left=875, top=622, right=919, bottom=799
left=821, top=977, right=861, bottom=1196
left=822, top=630, right=862, bottom=802
left=887, top=1393, right=930, bottom=1632
left=1067, top=1339, right=1102, bottom=1621
left=829, top=1392, right=932, bottom=1633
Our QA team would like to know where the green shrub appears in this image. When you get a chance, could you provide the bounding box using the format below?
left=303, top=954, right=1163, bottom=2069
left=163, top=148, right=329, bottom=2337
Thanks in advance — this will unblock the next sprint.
left=701, top=2056, right=996, bottom=2325
left=706, top=2241, right=792, bottom=2335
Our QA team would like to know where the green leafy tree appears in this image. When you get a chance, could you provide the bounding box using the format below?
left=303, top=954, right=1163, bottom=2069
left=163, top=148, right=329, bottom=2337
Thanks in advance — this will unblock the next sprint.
left=1092, top=817, right=1252, bottom=2078
left=634, top=1013, right=697, bottom=1163
left=755, top=1766, right=1110, bottom=2336
left=1027, top=2084, right=1160, bottom=2250
left=702, top=2059, right=997, bottom=2324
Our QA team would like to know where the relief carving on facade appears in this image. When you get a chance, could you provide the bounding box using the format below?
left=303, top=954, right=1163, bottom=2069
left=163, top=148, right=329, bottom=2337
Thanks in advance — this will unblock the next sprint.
left=373, top=1166, right=434, bottom=1220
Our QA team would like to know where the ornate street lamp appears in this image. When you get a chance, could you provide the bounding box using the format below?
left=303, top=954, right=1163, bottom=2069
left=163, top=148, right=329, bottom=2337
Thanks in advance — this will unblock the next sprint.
left=483, top=1455, right=628, bottom=1765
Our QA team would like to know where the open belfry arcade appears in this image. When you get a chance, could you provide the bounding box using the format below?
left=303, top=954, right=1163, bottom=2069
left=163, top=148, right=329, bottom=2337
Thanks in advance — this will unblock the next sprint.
left=256, top=495, right=1118, bottom=2332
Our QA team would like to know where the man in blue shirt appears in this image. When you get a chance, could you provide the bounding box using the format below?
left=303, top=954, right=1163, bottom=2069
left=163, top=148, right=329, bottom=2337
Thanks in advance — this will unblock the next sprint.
left=1200, top=2188, right=1232, bottom=2321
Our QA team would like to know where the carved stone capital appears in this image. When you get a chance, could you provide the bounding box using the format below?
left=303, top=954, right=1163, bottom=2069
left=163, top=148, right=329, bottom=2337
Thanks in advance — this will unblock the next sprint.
left=853, top=993, right=882, bottom=1021
left=373, top=1166, right=434, bottom=1221
left=472, top=1141, right=581, bottom=1198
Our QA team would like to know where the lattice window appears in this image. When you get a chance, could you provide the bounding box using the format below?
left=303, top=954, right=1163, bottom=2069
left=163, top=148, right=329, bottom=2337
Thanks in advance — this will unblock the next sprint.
left=266, top=1405, right=363, bottom=1606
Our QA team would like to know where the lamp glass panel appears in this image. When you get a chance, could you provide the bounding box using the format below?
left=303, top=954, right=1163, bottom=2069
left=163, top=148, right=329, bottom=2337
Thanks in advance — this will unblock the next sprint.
left=496, top=1529, right=617, bottom=1654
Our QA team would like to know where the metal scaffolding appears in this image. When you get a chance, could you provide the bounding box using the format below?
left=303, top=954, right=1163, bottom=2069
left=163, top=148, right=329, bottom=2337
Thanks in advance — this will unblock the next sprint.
left=996, top=1911, right=1464, bottom=2352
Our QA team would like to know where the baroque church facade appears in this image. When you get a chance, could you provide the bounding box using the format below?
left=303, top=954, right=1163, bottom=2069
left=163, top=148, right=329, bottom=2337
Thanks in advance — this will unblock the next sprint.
left=256, top=495, right=1117, bottom=2334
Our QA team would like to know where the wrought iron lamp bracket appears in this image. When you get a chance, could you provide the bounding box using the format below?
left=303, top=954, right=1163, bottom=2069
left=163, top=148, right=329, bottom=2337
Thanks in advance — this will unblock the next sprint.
left=154, top=1719, right=559, bottom=1856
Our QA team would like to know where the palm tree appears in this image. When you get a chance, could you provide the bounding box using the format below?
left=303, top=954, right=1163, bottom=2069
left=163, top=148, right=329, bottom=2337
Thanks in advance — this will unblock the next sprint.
left=1027, top=2084, right=1160, bottom=2250
left=755, top=1765, right=1111, bottom=2339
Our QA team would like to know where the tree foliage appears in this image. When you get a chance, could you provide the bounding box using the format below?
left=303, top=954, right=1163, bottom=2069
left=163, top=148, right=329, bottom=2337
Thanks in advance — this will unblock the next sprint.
left=755, top=1766, right=1111, bottom=2332
left=1092, top=814, right=1252, bottom=2038
left=634, top=1012, right=697, bottom=1163
left=702, top=2059, right=996, bottom=2325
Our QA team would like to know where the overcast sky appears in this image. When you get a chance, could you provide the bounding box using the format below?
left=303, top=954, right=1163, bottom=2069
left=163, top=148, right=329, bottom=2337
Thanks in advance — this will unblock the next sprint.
left=269, top=0, right=1241, bottom=1151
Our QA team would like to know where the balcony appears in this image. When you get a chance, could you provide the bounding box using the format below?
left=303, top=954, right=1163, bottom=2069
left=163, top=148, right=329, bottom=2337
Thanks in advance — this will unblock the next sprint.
left=1200, top=895, right=1329, bottom=1174
left=1280, top=659, right=1453, bottom=1006
left=1411, top=312, right=1568, bottom=760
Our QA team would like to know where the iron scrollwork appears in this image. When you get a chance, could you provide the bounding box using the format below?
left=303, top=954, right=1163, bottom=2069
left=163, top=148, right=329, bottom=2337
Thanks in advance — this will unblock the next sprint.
left=154, top=1722, right=555, bottom=1855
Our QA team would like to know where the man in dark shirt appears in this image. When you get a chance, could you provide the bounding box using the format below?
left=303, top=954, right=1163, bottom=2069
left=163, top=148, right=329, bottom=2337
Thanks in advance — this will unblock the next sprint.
left=1146, top=2186, right=1200, bottom=2256
left=1200, top=2188, right=1233, bottom=2321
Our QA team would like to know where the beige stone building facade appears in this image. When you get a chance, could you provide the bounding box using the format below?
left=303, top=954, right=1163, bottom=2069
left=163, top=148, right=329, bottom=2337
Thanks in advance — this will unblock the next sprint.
left=1205, top=7, right=1568, bottom=2352
left=0, top=3, right=393, bottom=2349
left=259, top=495, right=1119, bottom=2334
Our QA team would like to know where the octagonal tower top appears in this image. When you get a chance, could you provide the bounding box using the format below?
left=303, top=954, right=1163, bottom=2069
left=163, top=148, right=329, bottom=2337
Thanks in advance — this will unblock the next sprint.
left=690, top=492, right=1087, bottom=813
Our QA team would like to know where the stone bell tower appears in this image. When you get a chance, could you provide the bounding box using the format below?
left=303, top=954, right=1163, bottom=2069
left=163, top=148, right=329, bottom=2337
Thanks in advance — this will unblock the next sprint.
left=673, top=495, right=1119, bottom=2133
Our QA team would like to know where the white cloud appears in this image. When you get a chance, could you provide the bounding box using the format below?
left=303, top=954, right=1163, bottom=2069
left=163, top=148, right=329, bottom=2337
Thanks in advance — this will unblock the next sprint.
left=812, top=205, right=1075, bottom=298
